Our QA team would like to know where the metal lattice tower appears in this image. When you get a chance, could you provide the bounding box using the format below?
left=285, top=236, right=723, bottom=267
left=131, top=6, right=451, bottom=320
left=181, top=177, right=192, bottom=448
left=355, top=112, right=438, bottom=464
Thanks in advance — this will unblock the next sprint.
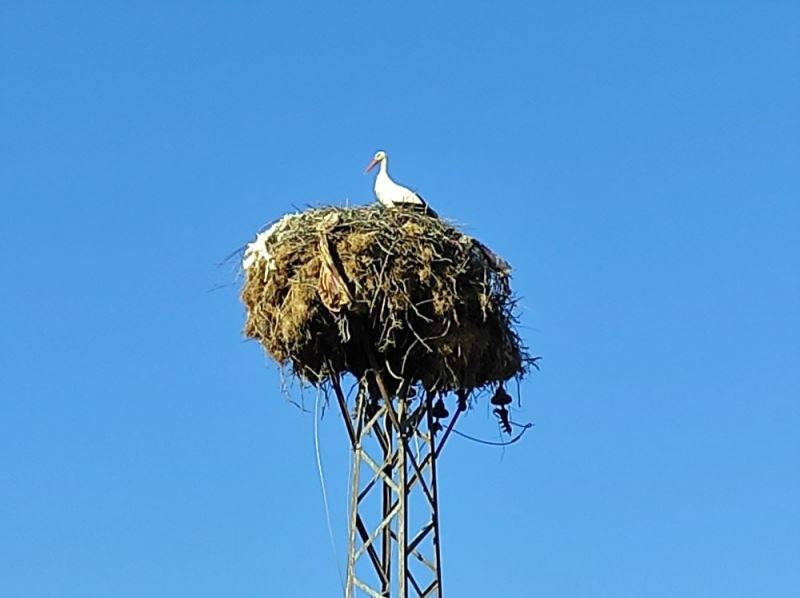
left=331, top=369, right=463, bottom=598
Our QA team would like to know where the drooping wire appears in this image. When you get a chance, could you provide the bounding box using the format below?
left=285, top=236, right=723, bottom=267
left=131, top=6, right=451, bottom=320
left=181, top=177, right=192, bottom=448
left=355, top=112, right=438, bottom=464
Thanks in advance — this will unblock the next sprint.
left=314, top=392, right=345, bottom=591
left=451, top=422, right=534, bottom=447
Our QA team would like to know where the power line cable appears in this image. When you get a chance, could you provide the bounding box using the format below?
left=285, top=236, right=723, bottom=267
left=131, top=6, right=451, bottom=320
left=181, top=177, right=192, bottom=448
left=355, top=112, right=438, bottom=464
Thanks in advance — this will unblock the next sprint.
left=451, top=422, right=534, bottom=447
left=314, top=392, right=345, bottom=591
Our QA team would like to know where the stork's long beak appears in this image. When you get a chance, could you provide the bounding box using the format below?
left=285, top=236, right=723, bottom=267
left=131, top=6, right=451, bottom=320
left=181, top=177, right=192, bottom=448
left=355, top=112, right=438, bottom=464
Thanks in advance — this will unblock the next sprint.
left=364, top=158, right=379, bottom=173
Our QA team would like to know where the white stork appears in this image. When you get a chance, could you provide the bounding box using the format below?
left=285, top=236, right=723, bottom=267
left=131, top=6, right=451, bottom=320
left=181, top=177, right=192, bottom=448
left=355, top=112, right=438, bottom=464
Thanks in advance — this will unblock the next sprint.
left=365, top=150, right=438, bottom=217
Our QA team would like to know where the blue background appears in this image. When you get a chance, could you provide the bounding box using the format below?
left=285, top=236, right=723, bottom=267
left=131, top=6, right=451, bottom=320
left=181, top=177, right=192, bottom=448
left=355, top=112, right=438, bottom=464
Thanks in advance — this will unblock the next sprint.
left=2, top=2, right=798, bottom=596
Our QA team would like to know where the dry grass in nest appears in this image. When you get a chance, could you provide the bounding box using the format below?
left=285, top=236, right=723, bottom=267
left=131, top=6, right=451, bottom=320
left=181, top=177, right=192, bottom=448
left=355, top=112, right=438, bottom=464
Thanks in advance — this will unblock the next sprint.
left=241, top=205, right=531, bottom=396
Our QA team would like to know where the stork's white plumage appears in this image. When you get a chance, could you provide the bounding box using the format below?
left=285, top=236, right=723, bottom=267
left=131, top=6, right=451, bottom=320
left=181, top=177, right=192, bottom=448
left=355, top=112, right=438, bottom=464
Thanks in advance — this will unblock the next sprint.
left=365, top=150, right=438, bottom=217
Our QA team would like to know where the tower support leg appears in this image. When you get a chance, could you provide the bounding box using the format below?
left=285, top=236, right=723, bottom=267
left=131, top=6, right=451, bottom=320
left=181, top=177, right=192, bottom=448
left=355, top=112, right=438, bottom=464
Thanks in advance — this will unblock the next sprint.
left=336, top=376, right=447, bottom=598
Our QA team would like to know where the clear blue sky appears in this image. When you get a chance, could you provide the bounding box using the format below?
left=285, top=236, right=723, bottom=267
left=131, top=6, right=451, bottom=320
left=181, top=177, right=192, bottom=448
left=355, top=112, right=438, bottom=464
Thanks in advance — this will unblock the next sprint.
left=1, top=2, right=798, bottom=596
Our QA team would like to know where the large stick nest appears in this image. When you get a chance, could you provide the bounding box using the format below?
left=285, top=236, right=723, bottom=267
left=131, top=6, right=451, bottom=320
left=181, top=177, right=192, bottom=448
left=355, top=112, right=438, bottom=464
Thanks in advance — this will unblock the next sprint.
left=241, top=206, right=530, bottom=396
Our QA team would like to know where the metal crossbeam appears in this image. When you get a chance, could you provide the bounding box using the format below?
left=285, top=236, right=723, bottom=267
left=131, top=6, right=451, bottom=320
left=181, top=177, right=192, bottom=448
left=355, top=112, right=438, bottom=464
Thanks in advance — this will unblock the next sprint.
left=336, top=375, right=449, bottom=598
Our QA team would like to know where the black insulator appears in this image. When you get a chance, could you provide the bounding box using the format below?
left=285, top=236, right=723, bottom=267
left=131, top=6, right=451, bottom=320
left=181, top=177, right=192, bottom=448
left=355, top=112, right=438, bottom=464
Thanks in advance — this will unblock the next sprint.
left=432, top=398, right=449, bottom=419
left=493, top=406, right=513, bottom=435
left=490, top=384, right=512, bottom=406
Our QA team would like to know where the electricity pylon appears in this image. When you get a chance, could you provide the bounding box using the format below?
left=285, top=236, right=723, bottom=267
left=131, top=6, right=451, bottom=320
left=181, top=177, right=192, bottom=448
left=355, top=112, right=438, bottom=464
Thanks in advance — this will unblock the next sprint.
left=331, top=371, right=463, bottom=598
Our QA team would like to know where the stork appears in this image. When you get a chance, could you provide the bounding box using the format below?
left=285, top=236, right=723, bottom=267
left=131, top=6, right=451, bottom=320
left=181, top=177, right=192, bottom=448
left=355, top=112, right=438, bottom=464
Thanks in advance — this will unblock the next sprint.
left=365, top=150, right=438, bottom=217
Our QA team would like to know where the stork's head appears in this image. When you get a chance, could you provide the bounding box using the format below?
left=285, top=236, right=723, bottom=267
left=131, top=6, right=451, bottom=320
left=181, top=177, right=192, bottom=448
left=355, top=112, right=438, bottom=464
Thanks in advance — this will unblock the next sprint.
left=364, top=150, right=387, bottom=173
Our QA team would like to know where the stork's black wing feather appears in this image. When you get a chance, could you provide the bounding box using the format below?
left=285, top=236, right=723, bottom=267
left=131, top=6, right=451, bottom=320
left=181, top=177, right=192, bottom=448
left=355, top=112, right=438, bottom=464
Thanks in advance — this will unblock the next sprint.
left=413, top=192, right=439, bottom=218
